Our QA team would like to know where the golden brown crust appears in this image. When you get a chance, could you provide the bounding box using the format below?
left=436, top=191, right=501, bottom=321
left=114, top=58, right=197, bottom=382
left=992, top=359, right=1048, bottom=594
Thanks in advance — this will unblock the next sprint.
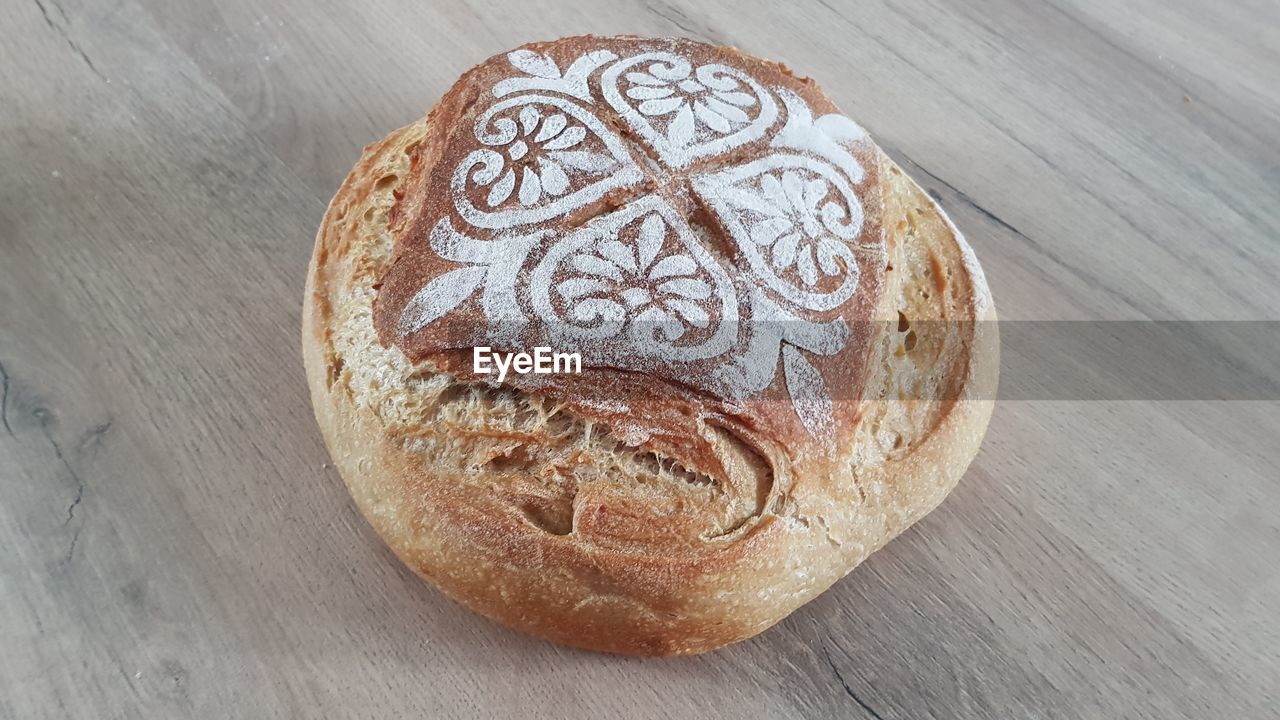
left=375, top=36, right=886, bottom=459
left=302, top=36, right=997, bottom=656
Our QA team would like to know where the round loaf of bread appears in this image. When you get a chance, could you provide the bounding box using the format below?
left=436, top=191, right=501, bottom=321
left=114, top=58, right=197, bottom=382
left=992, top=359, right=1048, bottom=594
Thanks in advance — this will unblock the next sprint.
left=303, top=36, right=998, bottom=655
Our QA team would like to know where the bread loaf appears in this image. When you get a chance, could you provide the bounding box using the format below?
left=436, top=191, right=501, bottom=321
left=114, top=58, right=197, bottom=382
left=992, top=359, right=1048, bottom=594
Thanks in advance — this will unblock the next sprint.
left=302, top=35, right=998, bottom=655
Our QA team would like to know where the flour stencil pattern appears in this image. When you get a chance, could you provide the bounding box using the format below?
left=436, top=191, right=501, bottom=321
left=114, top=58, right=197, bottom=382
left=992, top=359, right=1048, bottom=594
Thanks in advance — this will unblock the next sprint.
left=398, top=47, right=879, bottom=437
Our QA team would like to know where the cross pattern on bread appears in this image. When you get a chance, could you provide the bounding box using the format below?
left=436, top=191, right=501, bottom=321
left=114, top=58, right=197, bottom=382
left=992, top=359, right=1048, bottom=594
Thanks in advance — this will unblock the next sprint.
left=394, top=45, right=882, bottom=438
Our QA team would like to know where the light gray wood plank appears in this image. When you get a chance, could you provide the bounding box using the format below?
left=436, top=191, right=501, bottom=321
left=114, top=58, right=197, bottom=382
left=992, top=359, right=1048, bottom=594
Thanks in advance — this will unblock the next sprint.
left=2, top=0, right=1277, bottom=718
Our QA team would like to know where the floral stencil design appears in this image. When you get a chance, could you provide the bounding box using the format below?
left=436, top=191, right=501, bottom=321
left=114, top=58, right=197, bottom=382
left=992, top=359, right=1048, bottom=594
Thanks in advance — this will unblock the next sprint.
left=600, top=53, right=778, bottom=168
left=556, top=213, right=712, bottom=340
left=482, top=106, right=620, bottom=208
left=397, top=46, right=878, bottom=438
left=624, top=63, right=758, bottom=142
left=738, top=170, right=848, bottom=288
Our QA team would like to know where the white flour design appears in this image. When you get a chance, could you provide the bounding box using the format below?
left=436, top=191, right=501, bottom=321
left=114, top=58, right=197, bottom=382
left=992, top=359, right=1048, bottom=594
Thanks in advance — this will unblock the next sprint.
left=398, top=47, right=878, bottom=438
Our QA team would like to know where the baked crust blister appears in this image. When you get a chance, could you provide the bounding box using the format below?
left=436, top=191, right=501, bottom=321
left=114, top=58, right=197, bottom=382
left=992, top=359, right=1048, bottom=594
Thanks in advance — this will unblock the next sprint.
left=302, top=35, right=997, bottom=656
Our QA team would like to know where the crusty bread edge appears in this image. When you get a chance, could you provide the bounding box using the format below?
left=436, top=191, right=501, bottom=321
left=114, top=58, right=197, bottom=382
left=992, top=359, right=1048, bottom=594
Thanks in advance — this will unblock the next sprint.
left=869, top=169, right=999, bottom=541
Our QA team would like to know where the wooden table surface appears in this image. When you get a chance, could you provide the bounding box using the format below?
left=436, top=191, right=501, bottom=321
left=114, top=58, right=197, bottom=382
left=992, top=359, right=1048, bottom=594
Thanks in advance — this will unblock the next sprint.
left=3, top=1, right=1277, bottom=718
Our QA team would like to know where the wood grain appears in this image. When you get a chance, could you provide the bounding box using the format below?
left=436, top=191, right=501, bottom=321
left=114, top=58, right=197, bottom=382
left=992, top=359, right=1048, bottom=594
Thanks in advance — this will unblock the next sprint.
left=2, top=0, right=1277, bottom=717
